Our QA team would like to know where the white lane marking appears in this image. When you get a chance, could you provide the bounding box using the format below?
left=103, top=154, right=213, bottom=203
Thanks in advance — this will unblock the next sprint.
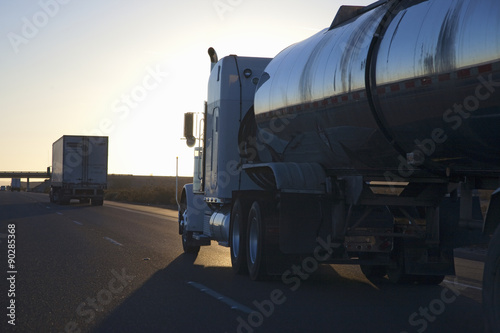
left=72, top=221, right=83, bottom=226
left=56, top=212, right=63, bottom=215
left=443, top=279, right=483, bottom=291
left=103, top=237, right=123, bottom=246
left=187, top=281, right=254, bottom=314
left=46, top=206, right=51, bottom=209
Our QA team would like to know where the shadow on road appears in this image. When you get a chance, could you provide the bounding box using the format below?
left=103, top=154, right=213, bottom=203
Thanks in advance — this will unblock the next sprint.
left=90, top=253, right=352, bottom=332
left=93, top=253, right=238, bottom=332
left=91, top=254, right=483, bottom=333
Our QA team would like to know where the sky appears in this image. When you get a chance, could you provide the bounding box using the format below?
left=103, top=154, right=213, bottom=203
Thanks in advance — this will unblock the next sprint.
left=0, top=0, right=373, bottom=185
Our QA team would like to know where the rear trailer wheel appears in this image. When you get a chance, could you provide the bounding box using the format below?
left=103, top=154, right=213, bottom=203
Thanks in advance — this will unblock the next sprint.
left=483, top=225, right=500, bottom=332
left=230, top=199, right=248, bottom=274
left=91, top=198, right=103, bottom=206
left=182, top=230, right=200, bottom=254
left=52, top=189, right=60, bottom=204
left=387, top=264, right=408, bottom=284
left=247, top=202, right=267, bottom=281
left=360, top=265, right=387, bottom=279
left=387, top=249, right=416, bottom=284
left=415, top=274, right=445, bottom=285
left=60, top=197, right=70, bottom=205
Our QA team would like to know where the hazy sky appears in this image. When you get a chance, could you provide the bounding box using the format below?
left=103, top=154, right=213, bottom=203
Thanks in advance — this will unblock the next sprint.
left=0, top=0, right=373, bottom=185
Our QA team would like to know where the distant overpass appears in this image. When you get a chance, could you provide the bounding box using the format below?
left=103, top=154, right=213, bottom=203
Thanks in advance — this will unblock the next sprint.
left=0, top=171, right=51, bottom=178
left=0, top=168, right=51, bottom=191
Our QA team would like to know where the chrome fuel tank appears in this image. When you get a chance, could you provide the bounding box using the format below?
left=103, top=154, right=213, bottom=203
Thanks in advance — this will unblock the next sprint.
left=254, top=0, right=500, bottom=178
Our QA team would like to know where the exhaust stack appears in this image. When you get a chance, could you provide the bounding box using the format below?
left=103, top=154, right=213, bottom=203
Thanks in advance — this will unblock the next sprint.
left=208, top=47, right=218, bottom=72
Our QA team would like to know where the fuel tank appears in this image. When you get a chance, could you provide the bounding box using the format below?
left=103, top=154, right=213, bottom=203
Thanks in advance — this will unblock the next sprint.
left=254, top=0, right=500, bottom=178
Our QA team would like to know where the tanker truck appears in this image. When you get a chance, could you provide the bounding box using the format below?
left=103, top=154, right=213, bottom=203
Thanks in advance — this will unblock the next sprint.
left=178, top=0, right=500, bottom=329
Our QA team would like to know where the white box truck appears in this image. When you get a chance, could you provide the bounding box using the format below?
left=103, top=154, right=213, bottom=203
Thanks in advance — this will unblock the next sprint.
left=50, top=135, right=108, bottom=205
left=11, top=178, right=21, bottom=192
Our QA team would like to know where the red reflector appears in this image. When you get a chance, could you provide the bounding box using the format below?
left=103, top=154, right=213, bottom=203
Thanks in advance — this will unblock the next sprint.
left=478, top=64, right=493, bottom=73
left=438, top=73, right=451, bottom=82
left=405, top=81, right=415, bottom=89
left=457, top=69, right=471, bottom=78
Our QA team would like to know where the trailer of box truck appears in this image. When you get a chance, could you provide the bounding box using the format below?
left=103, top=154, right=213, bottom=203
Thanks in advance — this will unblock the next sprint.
left=11, top=178, right=20, bottom=192
left=50, top=136, right=108, bottom=206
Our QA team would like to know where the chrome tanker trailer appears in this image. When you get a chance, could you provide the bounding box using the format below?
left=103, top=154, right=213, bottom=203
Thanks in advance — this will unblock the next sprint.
left=179, top=0, right=500, bottom=330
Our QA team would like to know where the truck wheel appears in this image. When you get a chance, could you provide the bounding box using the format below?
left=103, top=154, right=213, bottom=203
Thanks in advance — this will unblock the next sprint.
left=52, top=190, right=60, bottom=204
left=387, top=251, right=415, bottom=284
left=247, top=201, right=267, bottom=280
left=483, top=225, right=500, bottom=332
left=360, top=265, right=387, bottom=279
left=91, top=198, right=103, bottom=206
left=230, top=199, right=248, bottom=274
left=182, top=230, right=200, bottom=254
left=61, top=198, right=70, bottom=205
left=415, top=275, right=445, bottom=285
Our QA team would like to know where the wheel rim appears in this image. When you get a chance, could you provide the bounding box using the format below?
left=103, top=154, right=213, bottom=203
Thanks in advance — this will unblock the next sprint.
left=232, top=211, right=240, bottom=258
left=248, top=214, right=259, bottom=265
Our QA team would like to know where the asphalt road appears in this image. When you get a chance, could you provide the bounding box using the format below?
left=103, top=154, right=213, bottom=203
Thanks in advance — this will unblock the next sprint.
left=0, top=191, right=486, bottom=333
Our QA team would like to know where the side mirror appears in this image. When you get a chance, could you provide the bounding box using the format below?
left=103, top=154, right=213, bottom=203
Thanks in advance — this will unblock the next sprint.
left=184, top=112, right=196, bottom=147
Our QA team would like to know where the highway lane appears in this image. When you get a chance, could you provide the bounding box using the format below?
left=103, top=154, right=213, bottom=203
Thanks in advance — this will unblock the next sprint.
left=0, top=191, right=485, bottom=332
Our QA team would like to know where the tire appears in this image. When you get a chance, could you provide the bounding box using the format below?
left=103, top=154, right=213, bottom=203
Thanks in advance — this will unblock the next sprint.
left=415, top=275, right=445, bottom=285
left=483, top=225, right=500, bottom=332
left=230, top=199, right=248, bottom=274
left=247, top=201, right=267, bottom=281
left=182, top=230, right=200, bottom=254
left=91, top=198, right=103, bottom=206
left=387, top=264, right=408, bottom=284
left=360, top=265, right=387, bottom=279
left=387, top=248, right=416, bottom=284
left=52, top=189, right=60, bottom=204
left=60, top=195, right=70, bottom=205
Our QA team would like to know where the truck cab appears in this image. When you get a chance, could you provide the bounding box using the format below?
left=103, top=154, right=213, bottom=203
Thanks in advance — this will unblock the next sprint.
left=179, top=51, right=271, bottom=252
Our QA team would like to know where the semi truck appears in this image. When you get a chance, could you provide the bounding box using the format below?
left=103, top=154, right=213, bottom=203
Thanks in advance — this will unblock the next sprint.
left=178, top=0, right=500, bottom=330
left=50, top=135, right=108, bottom=206
left=10, top=178, right=21, bottom=192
